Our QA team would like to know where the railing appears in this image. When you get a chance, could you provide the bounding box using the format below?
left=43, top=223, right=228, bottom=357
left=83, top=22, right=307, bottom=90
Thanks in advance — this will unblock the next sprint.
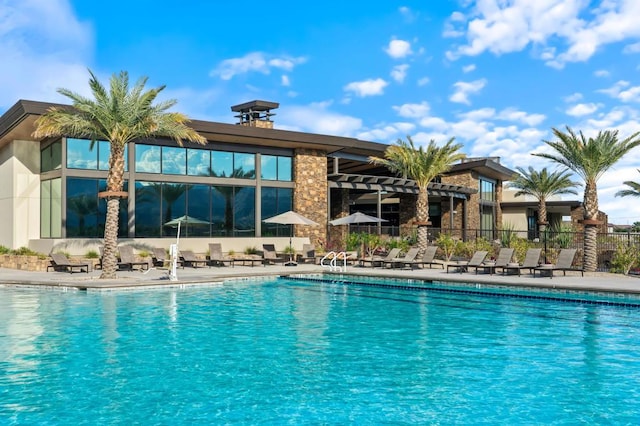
left=320, top=251, right=348, bottom=272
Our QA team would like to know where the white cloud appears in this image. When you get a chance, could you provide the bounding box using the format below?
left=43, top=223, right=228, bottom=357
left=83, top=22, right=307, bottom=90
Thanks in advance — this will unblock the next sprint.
left=497, top=108, right=546, bottom=126
left=446, top=0, right=640, bottom=68
left=599, top=80, right=640, bottom=102
left=564, top=92, right=583, bottom=103
left=457, top=108, right=495, bottom=121
left=462, top=64, right=476, bottom=73
left=211, top=52, right=307, bottom=80
left=449, top=79, right=487, bottom=105
left=417, top=76, right=430, bottom=86
left=443, top=11, right=467, bottom=38
left=344, top=78, right=388, bottom=97
left=566, top=103, right=600, bottom=117
left=278, top=102, right=362, bottom=137
left=385, top=39, right=413, bottom=58
left=623, top=41, right=640, bottom=54
left=594, top=69, right=610, bottom=78
left=281, top=75, right=290, bottom=87
left=390, top=64, right=409, bottom=83
left=393, top=101, right=430, bottom=119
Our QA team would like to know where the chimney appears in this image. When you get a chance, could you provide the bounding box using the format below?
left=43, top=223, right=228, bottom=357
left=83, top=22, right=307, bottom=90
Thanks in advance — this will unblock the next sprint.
left=231, top=100, right=279, bottom=129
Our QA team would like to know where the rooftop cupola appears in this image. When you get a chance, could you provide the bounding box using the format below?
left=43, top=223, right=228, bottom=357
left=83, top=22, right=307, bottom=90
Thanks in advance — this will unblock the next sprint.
left=231, top=100, right=279, bottom=129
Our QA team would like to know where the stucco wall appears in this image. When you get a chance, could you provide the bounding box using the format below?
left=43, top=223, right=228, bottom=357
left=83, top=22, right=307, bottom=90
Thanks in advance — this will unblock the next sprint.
left=0, top=140, right=40, bottom=249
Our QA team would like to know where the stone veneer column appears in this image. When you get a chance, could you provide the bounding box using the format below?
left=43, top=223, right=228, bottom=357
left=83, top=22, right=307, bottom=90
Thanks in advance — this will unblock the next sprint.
left=398, top=193, right=417, bottom=236
left=328, top=189, right=350, bottom=248
left=293, top=148, right=327, bottom=246
left=442, top=172, right=480, bottom=232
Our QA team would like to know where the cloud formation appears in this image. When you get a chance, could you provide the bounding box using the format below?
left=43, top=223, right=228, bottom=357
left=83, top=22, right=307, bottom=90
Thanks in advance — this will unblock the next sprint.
left=211, top=52, right=307, bottom=80
left=449, top=79, right=487, bottom=105
left=344, top=78, right=389, bottom=97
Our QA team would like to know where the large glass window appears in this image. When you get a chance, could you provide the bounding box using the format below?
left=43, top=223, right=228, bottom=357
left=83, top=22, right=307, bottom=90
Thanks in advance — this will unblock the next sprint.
left=211, top=185, right=255, bottom=237
left=260, top=155, right=292, bottom=181
left=66, top=178, right=128, bottom=238
left=261, top=187, right=293, bottom=236
left=480, top=178, right=496, bottom=202
left=187, top=149, right=210, bottom=176
left=41, top=141, right=62, bottom=172
left=40, top=178, right=62, bottom=238
left=481, top=205, right=495, bottom=240
left=98, top=141, right=128, bottom=171
left=135, top=145, right=161, bottom=173
left=160, top=183, right=187, bottom=236
left=135, top=181, right=162, bottom=236
left=277, top=156, right=292, bottom=181
left=67, top=138, right=96, bottom=169
left=234, top=153, right=256, bottom=178
left=162, top=146, right=187, bottom=175
left=186, top=185, right=210, bottom=237
left=211, top=151, right=233, bottom=177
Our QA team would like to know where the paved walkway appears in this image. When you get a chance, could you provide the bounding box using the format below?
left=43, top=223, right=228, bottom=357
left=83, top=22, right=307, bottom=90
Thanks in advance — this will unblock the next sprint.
left=1, top=262, right=639, bottom=294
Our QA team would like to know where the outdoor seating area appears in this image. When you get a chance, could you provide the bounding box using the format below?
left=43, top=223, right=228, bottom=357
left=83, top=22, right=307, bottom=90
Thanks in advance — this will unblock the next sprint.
left=118, top=246, right=150, bottom=271
left=47, top=253, right=90, bottom=273
left=533, top=248, right=584, bottom=278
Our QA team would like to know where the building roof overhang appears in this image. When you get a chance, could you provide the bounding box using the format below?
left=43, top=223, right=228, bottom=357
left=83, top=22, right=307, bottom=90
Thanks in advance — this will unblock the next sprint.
left=449, top=158, right=517, bottom=181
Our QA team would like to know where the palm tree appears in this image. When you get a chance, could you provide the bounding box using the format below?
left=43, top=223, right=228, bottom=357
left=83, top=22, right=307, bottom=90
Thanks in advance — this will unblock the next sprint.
left=32, top=70, right=206, bottom=278
left=507, top=166, right=580, bottom=233
left=534, top=126, right=640, bottom=272
left=615, top=169, right=640, bottom=198
left=369, top=136, right=465, bottom=253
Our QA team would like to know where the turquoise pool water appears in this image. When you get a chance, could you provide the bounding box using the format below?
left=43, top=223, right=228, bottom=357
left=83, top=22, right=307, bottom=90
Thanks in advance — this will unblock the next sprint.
left=1, top=277, right=640, bottom=424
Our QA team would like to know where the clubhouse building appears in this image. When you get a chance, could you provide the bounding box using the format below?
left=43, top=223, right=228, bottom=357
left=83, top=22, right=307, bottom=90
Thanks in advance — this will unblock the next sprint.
left=0, top=99, right=522, bottom=255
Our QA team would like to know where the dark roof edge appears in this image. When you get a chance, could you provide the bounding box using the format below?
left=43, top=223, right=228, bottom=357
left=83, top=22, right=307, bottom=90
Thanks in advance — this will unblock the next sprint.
left=449, top=158, right=517, bottom=180
left=0, top=99, right=68, bottom=140
left=501, top=200, right=582, bottom=208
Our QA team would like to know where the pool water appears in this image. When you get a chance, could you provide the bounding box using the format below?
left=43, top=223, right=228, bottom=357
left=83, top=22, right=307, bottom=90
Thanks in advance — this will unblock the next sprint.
left=1, top=278, right=640, bottom=424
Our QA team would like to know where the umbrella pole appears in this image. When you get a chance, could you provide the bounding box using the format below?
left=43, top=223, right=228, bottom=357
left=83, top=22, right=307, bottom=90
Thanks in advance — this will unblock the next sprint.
left=285, top=232, right=296, bottom=266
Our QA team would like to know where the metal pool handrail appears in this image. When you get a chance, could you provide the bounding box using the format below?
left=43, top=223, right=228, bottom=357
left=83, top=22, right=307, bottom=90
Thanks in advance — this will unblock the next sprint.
left=321, top=251, right=347, bottom=272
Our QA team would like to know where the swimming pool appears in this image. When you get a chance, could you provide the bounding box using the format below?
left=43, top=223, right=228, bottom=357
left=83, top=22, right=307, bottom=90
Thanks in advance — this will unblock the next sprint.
left=1, top=276, right=639, bottom=424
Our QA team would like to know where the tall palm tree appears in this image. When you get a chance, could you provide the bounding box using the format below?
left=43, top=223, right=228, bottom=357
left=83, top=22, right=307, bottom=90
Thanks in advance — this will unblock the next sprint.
left=369, top=136, right=465, bottom=253
left=507, top=166, right=580, bottom=233
left=615, top=169, right=640, bottom=198
left=534, top=126, right=640, bottom=272
left=32, top=70, right=206, bottom=278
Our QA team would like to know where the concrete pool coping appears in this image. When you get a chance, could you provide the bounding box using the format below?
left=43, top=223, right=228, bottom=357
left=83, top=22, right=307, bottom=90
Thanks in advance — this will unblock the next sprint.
left=1, top=262, right=639, bottom=294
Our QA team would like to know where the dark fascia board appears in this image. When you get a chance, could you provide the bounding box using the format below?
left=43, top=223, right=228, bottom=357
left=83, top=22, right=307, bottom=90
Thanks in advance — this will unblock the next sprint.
left=231, top=100, right=279, bottom=112
left=501, top=200, right=582, bottom=208
left=0, top=99, right=390, bottom=156
left=449, top=158, right=517, bottom=181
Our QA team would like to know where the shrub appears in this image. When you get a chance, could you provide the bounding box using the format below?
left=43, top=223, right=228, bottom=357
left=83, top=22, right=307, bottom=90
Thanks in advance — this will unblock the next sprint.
left=0, top=245, right=10, bottom=255
left=435, top=233, right=456, bottom=261
left=511, top=238, right=532, bottom=264
left=244, top=246, right=258, bottom=255
left=85, top=250, right=100, bottom=259
left=610, top=243, right=640, bottom=275
left=12, top=247, right=40, bottom=256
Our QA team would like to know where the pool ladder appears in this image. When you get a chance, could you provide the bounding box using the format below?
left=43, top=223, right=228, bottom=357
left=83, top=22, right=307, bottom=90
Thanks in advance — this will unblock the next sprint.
left=320, top=251, right=348, bottom=272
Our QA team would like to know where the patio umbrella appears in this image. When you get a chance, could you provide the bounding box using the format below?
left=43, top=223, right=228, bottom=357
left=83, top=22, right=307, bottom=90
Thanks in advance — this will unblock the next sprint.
left=263, top=210, right=319, bottom=266
left=329, top=211, right=388, bottom=226
left=163, top=215, right=209, bottom=281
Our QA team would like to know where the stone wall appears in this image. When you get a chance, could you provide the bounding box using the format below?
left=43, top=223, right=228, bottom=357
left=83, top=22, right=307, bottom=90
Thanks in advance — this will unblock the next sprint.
left=293, top=149, right=327, bottom=246
left=0, top=255, right=51, bottom=271
left=398, top=193, right=417, bottom=236
left=442, top=172, right=480, bottom=231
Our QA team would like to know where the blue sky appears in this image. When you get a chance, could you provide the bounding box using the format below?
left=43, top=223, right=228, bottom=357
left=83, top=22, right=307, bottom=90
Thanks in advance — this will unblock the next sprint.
left=2, top=0, right=640, bottom=224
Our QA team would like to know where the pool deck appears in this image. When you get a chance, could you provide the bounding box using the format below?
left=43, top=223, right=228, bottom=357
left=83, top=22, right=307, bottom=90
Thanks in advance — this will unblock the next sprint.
left=1, top=261, right=640, bottom=294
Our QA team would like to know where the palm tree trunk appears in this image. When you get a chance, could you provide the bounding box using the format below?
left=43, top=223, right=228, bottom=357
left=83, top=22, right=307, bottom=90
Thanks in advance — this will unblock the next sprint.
left=100, top=143, right=125, bottom=279
left=537, top=198, right=548, bottom=234
left=416, top=187, right=430, bottom=253
left=583, top=181, right=599, bottom=272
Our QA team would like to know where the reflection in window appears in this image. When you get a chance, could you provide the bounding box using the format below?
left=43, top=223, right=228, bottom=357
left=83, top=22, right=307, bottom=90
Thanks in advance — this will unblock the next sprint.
left=481, top=205, right=495, bottom=240
left=65, top=178, right=127, bottom=237
left=479, top=178, right=495, bottom=202
left=135, top=145, right=161, bottom=173
left=261, top=155, right=277, bottom=180
left=135, top=181, right=162, bottom=236
left=234, top=153, right=256, bottom=178
left=277, top=156, right=292, bottom=181
left=186, top=185, right=210, bottom=237
left=160, top=183, right=187, bottom=236
left=67, top=138, right=97, bottom=169
left=261, top=187, right=293, bottom=236
left=211, top=185, right=255, bottom=237
left=162, top=146, right=186, bottom=175
left=211, top=151, right=233, bottom=177
left=187, top=149, right=210, bottom=176
left=98, top=141, right=128, bottom=171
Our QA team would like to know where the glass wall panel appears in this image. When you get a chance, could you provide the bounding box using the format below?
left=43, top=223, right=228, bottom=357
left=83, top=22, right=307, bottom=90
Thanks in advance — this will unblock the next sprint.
left=187, top=149, right=210, bottom=176
left=160, top=183, right=187, bottom=236
left=234, top=153, right=255, bottom=178
left=67, top=138, right=97, bottom=169
left=480, top=178, right=495, bottom=202
left=277, top=156, right=292, bottom=181
left=211, top=185, right=231, bottom=236
left=51, top=178, right=62, bottom=238
left=98, top=141, right=128, bottom=172
left=41, top=146, right=52, bottom=173
left=211, top=151, right=233, bottom=177
left=186, top=184, right=210, bottom=237
left=66, top=178, right=100, bottom=237
left=481, top=205, right=494, bottom=240
left=51, top=141, right=62, bottom=171
left=234, top=186, right=255, bottom=236
left=261, top=187, right=293, bottom=236
left=40, top=181, right=51, bottom=237
left=261, top=155, right=277, bottom=180
left=135, top=145, right=161, bottom=173
left=162, top=146, right=187, bottom=175
left=135, top=181, right=162, bottom=236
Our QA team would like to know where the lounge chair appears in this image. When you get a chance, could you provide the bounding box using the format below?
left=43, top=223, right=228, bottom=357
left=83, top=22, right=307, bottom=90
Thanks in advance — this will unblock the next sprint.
left=208, top=243, right=234, bottom=267
left=470, top=248, right=514, bottom=275
left=384, top=247, right=420, bottom=269
left=152, top=248, right=169, bottom=267
left=533, top=248, right=583, bottom=278
left=299, top=244, right=316, bottom=264
left=447, top=250, right=488, bottom=273
left=47, top=252, right=90, bottom=273
left=118, top=246, right=149, bottom=271
left=498, top=248, right=541, bottom=276
left=180, top=250, right=207, bottom=268
left=412, top=246, right=444, bottom=269
left=359, top=248, right=401, bottom=268
left=262, top=244, right=287, bottom=266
